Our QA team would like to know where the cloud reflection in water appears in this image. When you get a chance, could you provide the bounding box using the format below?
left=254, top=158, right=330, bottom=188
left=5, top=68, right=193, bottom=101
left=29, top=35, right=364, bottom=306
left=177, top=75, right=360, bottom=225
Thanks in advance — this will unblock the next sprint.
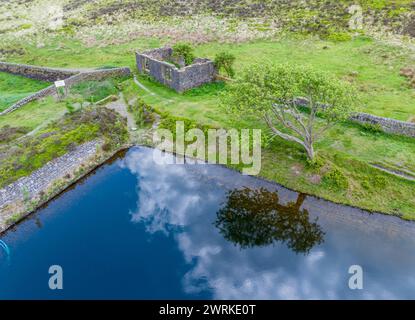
left=123, top=147, right=415, bottom=300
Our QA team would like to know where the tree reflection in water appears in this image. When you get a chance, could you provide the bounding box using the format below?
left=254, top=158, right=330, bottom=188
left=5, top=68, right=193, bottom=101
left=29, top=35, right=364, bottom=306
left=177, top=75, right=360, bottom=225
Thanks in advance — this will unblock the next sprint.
left=215, top=188, right=325, bottom=254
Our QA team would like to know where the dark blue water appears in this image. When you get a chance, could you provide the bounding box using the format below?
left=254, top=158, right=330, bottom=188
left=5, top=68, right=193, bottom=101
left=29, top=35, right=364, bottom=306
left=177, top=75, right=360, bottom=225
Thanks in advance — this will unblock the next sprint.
left=1, top=146, right=415, bottom=299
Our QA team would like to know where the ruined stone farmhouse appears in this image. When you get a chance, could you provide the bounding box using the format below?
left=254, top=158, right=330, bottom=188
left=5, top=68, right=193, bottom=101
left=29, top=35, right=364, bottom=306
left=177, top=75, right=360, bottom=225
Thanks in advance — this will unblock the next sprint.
left=135, top=47, right=216, bottom=92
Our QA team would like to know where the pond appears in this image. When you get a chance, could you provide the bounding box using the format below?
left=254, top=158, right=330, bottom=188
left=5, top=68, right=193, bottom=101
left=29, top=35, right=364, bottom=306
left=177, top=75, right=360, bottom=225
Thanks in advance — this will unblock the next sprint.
left=1, top=146, right=415, bottom=299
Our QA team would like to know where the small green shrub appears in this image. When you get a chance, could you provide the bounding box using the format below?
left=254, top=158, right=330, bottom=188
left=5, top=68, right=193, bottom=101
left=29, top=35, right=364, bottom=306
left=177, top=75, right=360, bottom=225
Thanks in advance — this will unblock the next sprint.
left=214, top=51, right=236, bottom=78
left=326, top=32, right=352, bottom=42
left=361, top=180, right=371, bottom=189
left=101, top=142, right=112, bottom=152
left=172, top=42, right=195, bottom=66
left=360, top=122, right=383, bottom=133
left=323, top=168, right=349, bottom=190
left=360, top=174, right=387, bottom=190
left=18, top=23, right=32, bottom=31
left=128, top=98, right=153, bottom=127
left=159, top=114, right=214, bottom=137
left=65, top=101, right=76, bottom=114
left=373, top=175, right=387, bottom=188
left=306, top=156, right=325, bottom=170
left=59, top=25, right=75, bottom=36
left=6, top=213, right=22, bottom=225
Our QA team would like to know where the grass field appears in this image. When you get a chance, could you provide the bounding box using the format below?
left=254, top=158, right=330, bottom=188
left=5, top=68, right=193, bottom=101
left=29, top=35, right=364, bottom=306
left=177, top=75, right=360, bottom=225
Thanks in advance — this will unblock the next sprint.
left=5, top=35, right=415, bottom=121
left=0, top=96, right=67, bottom=131
left=0, top=78, right=124, bottom=131
left=0, top=72, right=50, bottom=112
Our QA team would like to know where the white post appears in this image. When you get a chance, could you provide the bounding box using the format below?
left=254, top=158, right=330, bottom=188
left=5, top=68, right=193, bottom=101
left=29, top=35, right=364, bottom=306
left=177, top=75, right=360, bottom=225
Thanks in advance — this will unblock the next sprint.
left=54, top=80, right=66, bottom=100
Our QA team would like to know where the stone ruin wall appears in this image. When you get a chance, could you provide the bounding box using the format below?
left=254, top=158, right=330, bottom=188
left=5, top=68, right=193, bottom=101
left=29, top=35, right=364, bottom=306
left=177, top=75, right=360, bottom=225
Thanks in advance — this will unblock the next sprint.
left=136, top=47, right=216, bottom=92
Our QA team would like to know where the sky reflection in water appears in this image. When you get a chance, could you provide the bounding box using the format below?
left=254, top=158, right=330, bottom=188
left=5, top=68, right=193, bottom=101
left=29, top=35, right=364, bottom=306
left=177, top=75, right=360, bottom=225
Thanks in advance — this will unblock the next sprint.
left=124, top=147, right=415, bottom=299
left=1, top=146, right=415, bottom=299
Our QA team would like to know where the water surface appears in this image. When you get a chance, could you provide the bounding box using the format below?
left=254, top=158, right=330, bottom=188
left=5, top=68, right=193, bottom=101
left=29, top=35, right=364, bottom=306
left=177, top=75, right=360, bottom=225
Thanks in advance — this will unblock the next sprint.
left=1, top=146, right=415, bottom=299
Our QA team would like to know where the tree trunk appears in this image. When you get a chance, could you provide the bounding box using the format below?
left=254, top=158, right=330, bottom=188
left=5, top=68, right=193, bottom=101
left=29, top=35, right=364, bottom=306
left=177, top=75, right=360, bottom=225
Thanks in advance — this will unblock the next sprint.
left=264, top=115, right=316, bottom=161
left=305, top=142, right=314, bottom=160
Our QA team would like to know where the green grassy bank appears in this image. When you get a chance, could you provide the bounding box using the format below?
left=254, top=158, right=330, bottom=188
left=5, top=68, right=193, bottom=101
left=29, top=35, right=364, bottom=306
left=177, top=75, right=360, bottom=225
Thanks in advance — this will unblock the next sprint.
left=121, top=75, right=415, bottom=220
left=0, top=72, right=50, bottom=112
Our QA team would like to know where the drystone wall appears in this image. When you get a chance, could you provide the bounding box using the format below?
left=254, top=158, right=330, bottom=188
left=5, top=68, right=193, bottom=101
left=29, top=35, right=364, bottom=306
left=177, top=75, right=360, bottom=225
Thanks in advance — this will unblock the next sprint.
left=351, top=113, right=415, bottom=138
left=136, top=47, right=216, bottom=92
left=0, top=140, right=103, bottom=232
left=136, top=50, right=180, bottom=90
left=0, top=85, right=56, bottom=115
left=0, top=65, right=131, bottom=116
left=294, top=97, right=415, bottom=138
left=0, top=61, right=79, bottom=81
left=176, top=58, right=216, bottom=91
left=64, top=67, right=131, bottom=87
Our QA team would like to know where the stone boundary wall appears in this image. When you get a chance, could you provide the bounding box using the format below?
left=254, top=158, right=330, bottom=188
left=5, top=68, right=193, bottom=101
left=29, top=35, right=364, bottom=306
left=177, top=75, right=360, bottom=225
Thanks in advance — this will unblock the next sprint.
left=295, top=97, right=415, bottom=138
left=0, top=65, right=131, bottom=116
left=0, top=140, right=105, bottom=232
left=0, top=85, right=56, bottom=115
left=0, top=61, right=79, bottom=81
left=351, top=113, right=415, bottom=138
left=64, top=67, right=131, bottom=87
left=136, top=47, right=216, bottom=92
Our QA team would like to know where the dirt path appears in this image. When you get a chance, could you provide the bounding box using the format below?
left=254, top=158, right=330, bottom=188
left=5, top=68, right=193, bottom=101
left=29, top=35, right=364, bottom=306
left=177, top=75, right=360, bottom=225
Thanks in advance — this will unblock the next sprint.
left=105, top=92, right=136, bottom=129
left=104, top=92, right=162, bottom=145
left=133, top=75, right=155, bottom=96
left=133, top=75, right=174, bottom=104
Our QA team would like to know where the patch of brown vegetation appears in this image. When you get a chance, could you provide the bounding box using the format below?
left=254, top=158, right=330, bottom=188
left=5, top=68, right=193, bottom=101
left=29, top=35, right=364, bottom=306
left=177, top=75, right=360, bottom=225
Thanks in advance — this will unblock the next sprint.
left=291, top=163, right=303, bottom=176
left=400, top=66, right=415, bottom=88
left=0, top=125, right=29, bottom=143
left=308, top=174, right=322, bottom=185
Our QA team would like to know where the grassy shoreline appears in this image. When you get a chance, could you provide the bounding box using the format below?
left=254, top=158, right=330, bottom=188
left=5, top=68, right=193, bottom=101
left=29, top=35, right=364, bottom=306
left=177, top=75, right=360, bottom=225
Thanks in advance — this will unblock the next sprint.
left=150, top=113, right=415, bottom=220
left=121, top=75, right=415, bottom=219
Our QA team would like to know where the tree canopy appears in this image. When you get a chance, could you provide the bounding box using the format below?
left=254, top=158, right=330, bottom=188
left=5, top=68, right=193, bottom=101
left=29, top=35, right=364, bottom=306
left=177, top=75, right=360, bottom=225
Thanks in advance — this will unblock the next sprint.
left=221, top=63, right=359, bottom=159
